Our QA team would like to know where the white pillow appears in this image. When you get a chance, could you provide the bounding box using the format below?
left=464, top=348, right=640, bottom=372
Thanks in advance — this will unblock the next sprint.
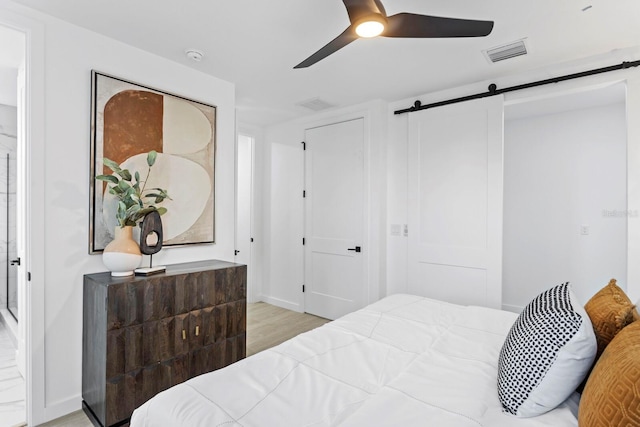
left=497, top=282, right=596, bottom=417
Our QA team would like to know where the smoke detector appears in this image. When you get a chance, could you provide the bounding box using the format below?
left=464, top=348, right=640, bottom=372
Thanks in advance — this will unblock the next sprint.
left=185, top=49, right=204, bottom=62
left=483, top=39, right=528, bottom=63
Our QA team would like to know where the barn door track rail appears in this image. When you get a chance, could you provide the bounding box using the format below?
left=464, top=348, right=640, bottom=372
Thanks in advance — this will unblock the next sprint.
left=394, top=59, right=640, bottom=115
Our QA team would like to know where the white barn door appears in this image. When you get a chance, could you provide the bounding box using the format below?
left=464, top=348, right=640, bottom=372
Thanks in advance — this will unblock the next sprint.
left=408, top=97, right=504, bottom=308
left=304, top=118, right=366, bottom=320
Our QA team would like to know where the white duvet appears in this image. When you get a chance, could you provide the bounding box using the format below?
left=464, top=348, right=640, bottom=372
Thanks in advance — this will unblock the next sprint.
left=131, top=294, right=580, bottom=426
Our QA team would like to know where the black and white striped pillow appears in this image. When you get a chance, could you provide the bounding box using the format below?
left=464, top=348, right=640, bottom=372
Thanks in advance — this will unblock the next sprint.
left=497, top=282, right=596, bottom=417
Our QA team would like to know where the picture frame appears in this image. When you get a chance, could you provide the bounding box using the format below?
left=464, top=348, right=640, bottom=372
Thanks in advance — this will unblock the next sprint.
left=89, top=71, right=216, bottom=253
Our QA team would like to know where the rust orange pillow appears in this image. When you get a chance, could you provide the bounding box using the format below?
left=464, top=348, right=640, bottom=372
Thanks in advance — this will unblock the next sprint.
left=584, top=278, right=639, bottom=360
left=579, top=320, right=640, bottom=426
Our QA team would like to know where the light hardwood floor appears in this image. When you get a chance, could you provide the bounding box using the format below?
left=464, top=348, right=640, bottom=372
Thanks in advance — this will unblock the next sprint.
left=37, top=302, right=329, bottom=426
left=246, top=301, right=329, bottom=356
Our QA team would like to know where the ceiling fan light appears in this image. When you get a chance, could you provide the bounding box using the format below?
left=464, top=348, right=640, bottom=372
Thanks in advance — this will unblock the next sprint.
left=355, top=15, right=386, bottom=38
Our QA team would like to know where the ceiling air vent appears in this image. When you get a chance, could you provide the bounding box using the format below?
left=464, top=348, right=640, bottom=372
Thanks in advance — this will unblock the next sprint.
left=296, top=97, right=335, bottom=112
left=484, top=39, right=528, bottom=63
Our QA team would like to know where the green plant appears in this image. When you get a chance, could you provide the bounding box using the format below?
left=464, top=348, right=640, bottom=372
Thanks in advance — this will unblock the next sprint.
left=96, top=150, right=171, bottom=228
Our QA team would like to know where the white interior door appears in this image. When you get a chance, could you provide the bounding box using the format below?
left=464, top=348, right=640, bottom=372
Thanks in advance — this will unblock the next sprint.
left=408, top=96, right=504, bottom=308
left=304, top=118, right=365, bottom=320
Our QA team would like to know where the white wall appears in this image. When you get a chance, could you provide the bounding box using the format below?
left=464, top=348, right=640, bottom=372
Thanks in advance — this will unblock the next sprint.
left=385, top=112, right=409, bottom=296
left=0, top=2, right=235, bottom=423
left=503, top=102, right=627, bottom=311
left=262, top=120, right=303, bottom=310
left=262, top=101, right=386, bottom=312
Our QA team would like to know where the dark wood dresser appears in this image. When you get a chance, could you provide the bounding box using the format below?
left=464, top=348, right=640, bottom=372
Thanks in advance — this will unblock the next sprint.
left=82, top=260, right=247, bottom=427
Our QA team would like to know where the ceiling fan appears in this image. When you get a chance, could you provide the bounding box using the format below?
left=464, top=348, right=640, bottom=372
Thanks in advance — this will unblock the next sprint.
left=294, top=0, right=494, bottom=69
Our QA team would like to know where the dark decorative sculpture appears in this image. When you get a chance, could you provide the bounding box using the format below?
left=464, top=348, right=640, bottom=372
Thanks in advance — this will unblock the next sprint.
left=135, top=210, right=166, bottom=275
left=139, top=210, right=163, bottom=255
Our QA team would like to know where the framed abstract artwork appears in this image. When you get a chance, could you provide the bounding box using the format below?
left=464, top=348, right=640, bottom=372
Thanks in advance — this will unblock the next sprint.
left=89, top=71, right=216, bottom=253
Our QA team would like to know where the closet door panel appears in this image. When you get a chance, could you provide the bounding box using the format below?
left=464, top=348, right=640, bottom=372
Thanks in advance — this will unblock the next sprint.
left=408, top=96, right=504, bottom=308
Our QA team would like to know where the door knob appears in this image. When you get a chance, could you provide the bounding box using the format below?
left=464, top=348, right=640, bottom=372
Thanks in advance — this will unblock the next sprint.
left=347, top=246, right=361, bottom=253
left=10, top=258, right=20, bottom=266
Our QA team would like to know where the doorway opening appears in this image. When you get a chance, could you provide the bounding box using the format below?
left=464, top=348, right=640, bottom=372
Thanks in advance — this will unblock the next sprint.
left=0, top=21, right=26, bottom=427
left=502, top=83, right=628, bottom=311
left=236, top=133, right=255, bottom=302
left=0, top=104, right=19, bottom=325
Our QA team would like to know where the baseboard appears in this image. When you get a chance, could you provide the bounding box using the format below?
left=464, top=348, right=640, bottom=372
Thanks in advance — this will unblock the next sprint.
left=260, top=295, right=301, bottom=312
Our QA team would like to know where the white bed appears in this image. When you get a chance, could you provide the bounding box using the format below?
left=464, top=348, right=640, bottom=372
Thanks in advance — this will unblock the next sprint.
left=130, top=294, right=580, bottom=426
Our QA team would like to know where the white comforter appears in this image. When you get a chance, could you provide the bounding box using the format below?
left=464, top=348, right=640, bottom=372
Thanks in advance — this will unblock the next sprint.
left=131, top=294, right=580, bottom=426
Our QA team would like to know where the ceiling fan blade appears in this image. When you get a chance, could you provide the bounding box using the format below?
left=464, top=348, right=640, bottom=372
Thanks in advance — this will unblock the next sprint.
left=294, top=27, right=358, bottom=69
left=384, top=13, right=494, bottom=38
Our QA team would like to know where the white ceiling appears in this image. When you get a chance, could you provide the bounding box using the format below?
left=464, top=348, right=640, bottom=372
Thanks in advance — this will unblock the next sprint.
left=7, top=0, right=640, bottom=126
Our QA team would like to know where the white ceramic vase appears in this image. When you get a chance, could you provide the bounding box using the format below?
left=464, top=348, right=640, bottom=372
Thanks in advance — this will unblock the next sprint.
left=102, top=226, right=142, bottom=276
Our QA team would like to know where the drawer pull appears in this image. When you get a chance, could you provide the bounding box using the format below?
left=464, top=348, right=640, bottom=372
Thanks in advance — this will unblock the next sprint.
left=182, top=329, right=186, bottom=340
left=195, top=326, right=200, bottom=336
